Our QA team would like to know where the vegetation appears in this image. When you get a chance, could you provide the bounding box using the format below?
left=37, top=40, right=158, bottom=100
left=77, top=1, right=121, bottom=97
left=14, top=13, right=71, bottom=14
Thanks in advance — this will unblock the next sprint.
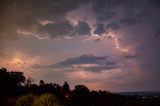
left=0, top=67, right=160, bottom=106
left=33, top=93, right=59, bottom=106
left=16, top=94, right=35, bottom=106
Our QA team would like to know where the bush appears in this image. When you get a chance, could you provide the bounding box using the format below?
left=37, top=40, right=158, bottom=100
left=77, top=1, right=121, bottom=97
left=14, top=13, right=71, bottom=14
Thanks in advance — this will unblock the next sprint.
left=33, top=93, right=60, bottom=106
left=16, top=93, right=59, bottom=106
left=16, top=94, right=35, bottom=106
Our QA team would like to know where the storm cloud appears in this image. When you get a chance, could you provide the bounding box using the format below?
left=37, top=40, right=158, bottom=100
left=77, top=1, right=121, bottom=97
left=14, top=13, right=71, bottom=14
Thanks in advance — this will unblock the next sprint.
left=0, top=0, right=91, bottom=40
left=1, top=0, right=160, bottom=40
left=32, top=54, right=118, bottom=72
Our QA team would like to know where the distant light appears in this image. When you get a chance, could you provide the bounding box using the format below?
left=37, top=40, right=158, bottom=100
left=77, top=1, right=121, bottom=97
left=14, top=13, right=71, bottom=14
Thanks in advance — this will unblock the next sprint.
left=39, top=19, right=54, bottom=26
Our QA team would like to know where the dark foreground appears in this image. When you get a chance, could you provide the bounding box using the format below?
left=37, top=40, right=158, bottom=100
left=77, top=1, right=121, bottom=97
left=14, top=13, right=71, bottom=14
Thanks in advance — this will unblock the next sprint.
left=0, top=67, right=160, bottom=106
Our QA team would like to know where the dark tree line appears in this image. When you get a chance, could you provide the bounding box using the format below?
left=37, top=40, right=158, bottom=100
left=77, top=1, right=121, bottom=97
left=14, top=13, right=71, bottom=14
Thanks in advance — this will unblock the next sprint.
left=0, top=67, right=25, bottom=95
left=0, top=67, right=160, bottom=106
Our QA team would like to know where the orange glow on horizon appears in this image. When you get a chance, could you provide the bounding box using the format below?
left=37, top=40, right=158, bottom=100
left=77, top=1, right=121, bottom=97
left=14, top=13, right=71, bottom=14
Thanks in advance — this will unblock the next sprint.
left=0, top=52, right=39, bottom=70
left=11, top=57, right=25, bottom=69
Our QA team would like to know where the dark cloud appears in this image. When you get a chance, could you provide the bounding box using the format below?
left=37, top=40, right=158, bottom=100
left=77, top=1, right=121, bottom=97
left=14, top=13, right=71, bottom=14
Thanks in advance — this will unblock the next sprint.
left=32, top=54, right=118, bottom=72
left=120, top=18, right=138, bottom=26
left=54, top=54, right=114, bottom=67
left=139, top=37, right=160, bottom=73
left=94, top=24, right=105, bottom=35
left=148, top=0, right=160, bottom=8
left=92, top=0, right=119, bottom=21
left=155, top=29, right=160, bottom=38
left=75, top=21, right=91, bottom=35
left=1, top=0, right=160, bottom=40
left=1, top=0, right=158, bottom=40
left=0, top=0, right=91, bottom=41
left=38, top=20, right=74, bottom=38
left=106, top=22, right=120, bottom=30
left=96, top=11, right=116, bottom=22
left=91, top=0, right=154, bottom=27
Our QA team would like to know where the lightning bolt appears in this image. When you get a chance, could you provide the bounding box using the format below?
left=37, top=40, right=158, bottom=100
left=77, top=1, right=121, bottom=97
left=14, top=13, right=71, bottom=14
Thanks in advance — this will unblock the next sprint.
left=85, top=32, right=129, bottom=53
left=114, top=37, right=128, bottom=53
left=17, top=29, right=50, bottom=40
left=38, top=19, right=54, bottom=26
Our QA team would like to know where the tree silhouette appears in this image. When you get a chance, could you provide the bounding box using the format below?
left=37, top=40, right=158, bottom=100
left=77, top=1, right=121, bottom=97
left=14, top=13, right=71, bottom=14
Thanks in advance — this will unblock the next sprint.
left=0, top=67, right=25, bottom=95
left=69, top=85, right=90, bottom=106
left=10, top=72, right=25, bottom=86
left=25, top=77, right=34, bottom=87
left=74, top=85, right=90, bottom=94
left=0, top=67, right=160, bottom=106
left=62, top=81, right=70, bottom=92
left=39, top=80, right=45, bottom=86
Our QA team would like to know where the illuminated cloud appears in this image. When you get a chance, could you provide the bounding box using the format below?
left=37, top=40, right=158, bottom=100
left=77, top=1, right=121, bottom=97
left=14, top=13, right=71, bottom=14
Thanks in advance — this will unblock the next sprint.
left=17, top=29, right=50, bottom=40
left=85, top=31, right=129, bottom=53
left=38, top=19, right=54, bottom=26
left=32, top=54, right=118, bottom=72
left=0, top=0, right=91, bottom=42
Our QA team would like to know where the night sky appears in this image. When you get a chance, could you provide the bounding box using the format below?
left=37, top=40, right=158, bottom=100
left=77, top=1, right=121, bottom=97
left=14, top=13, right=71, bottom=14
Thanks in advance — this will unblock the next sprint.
left=1, top=0, right=160, bottom=92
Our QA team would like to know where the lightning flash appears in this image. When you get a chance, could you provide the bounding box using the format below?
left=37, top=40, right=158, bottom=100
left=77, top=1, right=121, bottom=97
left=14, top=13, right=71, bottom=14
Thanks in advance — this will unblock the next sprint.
left=17, top=29, right=50, bottom=40
left=85, top=32, right=129, bottom=53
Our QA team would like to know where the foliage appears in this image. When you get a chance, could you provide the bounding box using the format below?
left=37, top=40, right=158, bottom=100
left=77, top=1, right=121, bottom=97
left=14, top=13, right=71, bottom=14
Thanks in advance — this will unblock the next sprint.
left=16, top=93, right=60, bottom=106
left=25, top=77, right=34, bottom=87
left=62, top=81, right=70, bottom=92
left=0, top=67, right=25, bottom=95
left=10, top=71, right=25, bottom=86
left=74, top=85, right=90, bottom=93
left=33, top=93, right=60, bottom=106
left=16, top=94, right=35, bottom=106
left=39, top=80, right=45, bottom=86
left=1, top=67, right=160, bottom=106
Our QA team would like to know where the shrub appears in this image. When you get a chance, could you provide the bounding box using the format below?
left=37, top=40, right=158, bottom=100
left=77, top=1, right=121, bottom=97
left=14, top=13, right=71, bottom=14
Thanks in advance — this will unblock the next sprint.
left=16, top=94, right=35, bottom=106
left=33, top=93, right=60, bottom=106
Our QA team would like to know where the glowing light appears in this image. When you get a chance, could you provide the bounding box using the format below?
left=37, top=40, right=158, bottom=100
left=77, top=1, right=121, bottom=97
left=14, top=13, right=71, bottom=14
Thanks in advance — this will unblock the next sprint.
left=84, top=34, right=102, bottom=41
left=71, top=19, right=78, bottom=26
left=10, top=55, right=39, bottom=70
left=11, top=58, right=25, bottom=69
left=0, top=51, right=40, bottom=70
left=17, top=29, right=50, bottom=40
left=109, top=34, right=129, bottom=53
left=64, top=36, right=73, bottom=39
left=39, top=19, right=54, bottom=26
left=121, top=48, right=129, bottom=53
left=115, top=38, right=119, bottom=49
left=111, top=34, right=129, bottom=53
left=73, top=64, right=99, bottom=68
left=67, top=16, right=78, bottom=26
left=68, top=71, right=89, bottom=79
left=65, top=94, right=69, bottom=98
left=85, top=32, right=129, bottom=53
